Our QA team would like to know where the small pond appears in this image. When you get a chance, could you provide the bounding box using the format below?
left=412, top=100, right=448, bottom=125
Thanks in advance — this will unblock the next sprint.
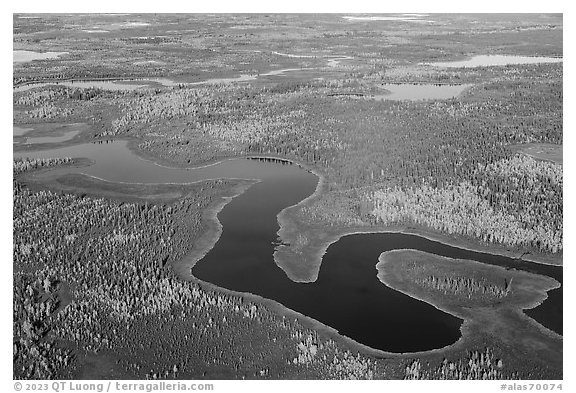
left=14, top=50, right=68, bottom=64
left=14, top=124, right=84, bottom=145
left=373, top=83, right=471, bottom=101
left=13, top=126, right=32, bottom=137
left=13, top=79, right=162, bottom=93
left=24, top=130, right=82, bottom=145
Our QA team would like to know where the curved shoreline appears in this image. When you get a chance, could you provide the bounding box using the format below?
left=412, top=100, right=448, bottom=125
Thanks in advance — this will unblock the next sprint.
left=273, top=221, right=562, bottom=284
left=13, top=76, right=167, bottom=90
left=168, top=180, right=469, bottom=359
left=16, top=136, right=562, bottom=274
left=171, top=180, right=258, bottom=278
left=14, top=137, right=563, bottom=362
left=376, top=250, right=562, bottom=365
left=376, top=250, right=561, bottom=335
left=108, top=137, right=564, bottom=275
left=275, top=204, right=561, bottom=281
left=14, top=124, right=562, bottom=274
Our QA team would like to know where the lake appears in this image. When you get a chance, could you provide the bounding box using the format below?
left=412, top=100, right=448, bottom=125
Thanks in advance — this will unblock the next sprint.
left=13, top=79, right=162, bottom=93
left=14, top=50, right=68, bottom=63
left=14, top=73, right=276, bottom=92
left=13, top=126, right=32, bottom=137
left=373, top=83, right=471, bottom=101
left=24, top=130, right=82, bottom=145
left=13, top=124, right=85, bottom=145
left=14, top=140, right=562, bottom=352
left=428, top=55, right=563, bottom=68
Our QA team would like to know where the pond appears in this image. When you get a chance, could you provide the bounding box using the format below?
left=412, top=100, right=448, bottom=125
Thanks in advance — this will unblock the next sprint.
left=14, top=124, right=84, bottom=145
left=188, top=74, right=257, bottom=85
left=13, top=73, right=271, bottom=92
left=326, top=56, right=353, bottom=67
left=372, top=83, right=471, bottom=101
left=14, top=140, right=562, bottom=352
left=13, top=79, right=163, bottom=93
left=14, top=50, right=69, bottom=63
left=13, top=68, right=310, bottom=93
left=511, top=143, right=563, bottom=166
left=428, top=55, right=563, bottom=68
left=24, top=130, right=82, bottom=145
left=13, top=126, right=32, bottom=137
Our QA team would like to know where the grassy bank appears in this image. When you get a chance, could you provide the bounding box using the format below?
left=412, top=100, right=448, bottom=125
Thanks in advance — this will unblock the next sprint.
left=274, top=189, right=561, bottom=284
left=13, top=161, right=383, bottom=380
left=377, top=250, right=562, bottom=378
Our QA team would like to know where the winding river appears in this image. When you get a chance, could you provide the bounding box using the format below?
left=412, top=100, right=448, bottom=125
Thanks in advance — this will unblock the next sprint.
left=14, top=140, right=562, bottom=353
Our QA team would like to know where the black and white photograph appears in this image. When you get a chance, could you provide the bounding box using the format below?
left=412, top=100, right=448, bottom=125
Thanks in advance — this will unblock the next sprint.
left=6, top=3, right=568, bottom=390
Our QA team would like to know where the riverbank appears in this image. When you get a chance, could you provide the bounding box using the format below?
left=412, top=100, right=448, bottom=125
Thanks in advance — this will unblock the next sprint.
left=17, top=167, right=382, bottom=379
left=275, top=204, right=561, bottom=284
left=13, top=132, right=563, bottom=379
left=13, top=122, right=98, bottom=153
left=164, top=176, right=561, bottom=378
left=377, top=250, right=562, bottom=375
left=15, top=146, right=462, bottom=361
left=14, top=132, right=564, bottom=358
left=124, top=136, right=563, bottom=274
left=377, top=250, right=561, bottom=330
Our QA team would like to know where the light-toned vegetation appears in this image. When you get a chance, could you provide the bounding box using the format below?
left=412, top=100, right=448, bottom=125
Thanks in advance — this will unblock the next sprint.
left=13, top=13, right=562, bottom=379
left=405, top=349, right=513, bottom=380
left=368, top=155, right=562, bottom=253
left=13, top=159, right=377, bottom=379
left=13, top=157, right=72, bottom=176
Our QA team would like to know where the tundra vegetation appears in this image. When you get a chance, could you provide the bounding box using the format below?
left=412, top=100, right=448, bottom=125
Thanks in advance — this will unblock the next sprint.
left=14, top=159, right=560, bottom=380
left=13, top=158, right=379, bottom=379
left=404, top=349, right=511, bottom=380
left=377, top=249, right=562, bottom=379
left=13, top=13, right=562, bottom=379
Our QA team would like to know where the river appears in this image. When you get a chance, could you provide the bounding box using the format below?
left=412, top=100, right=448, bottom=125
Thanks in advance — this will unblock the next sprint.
left=13, top=139, right=562, bottom=352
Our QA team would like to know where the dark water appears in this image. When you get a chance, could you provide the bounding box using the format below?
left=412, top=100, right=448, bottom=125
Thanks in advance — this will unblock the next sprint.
left=14, top=140, right=562, bottom=352
left=192, top=183, right=464, bottom=352
left=192, top=188, right=563, bottom=351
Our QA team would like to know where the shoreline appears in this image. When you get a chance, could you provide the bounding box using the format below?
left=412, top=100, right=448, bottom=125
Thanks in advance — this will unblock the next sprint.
left=16, top=134, right=561, bottom=271
left=168, top=182, right=472, bottom=358
left=273, top=216, right=562, bottom=284
left=13, top=76, right=167, bottom=90
left=165, top=180, right=421, bottom=359
left=13, top=137, right=563, bottom=358
left=376, top=250, right=562, bottom=366
left=377, top=250, right=561, bottom=330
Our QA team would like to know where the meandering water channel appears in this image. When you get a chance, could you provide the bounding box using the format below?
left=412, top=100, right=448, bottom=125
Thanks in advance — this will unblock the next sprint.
left=14, top=139, right=562, bottom=353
